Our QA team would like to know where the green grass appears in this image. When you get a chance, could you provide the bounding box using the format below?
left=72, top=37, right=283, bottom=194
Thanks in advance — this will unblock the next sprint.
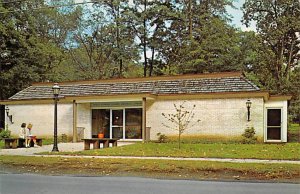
left=1, top=155, right=299, bottom=182
left=0, top=140, right=3, bottom=149
left=49, top=142, right=300, bottom=160
left=288, top=123, right=300, bottom=142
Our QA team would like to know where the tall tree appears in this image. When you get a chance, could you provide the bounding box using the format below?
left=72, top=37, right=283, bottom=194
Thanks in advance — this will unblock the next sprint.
left=0, top=0, right=82, bottom=99
left=156, top=0, right=237, bottom=74
left=68, top=1, right=139, bottom=80
left=242, top=0, right=300, bottom=92
left=124, top=0, right=150, bottom=77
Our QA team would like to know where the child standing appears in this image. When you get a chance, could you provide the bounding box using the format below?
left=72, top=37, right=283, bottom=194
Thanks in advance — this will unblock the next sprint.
left=26, top=123, right=38, bottom=147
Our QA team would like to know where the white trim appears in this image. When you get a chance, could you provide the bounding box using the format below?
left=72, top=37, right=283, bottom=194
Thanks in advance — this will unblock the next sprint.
left=123, top=109, right=125, bottom=139
left=265, top=108, right=283, bottom=142
left=91, top=106, right=142, bottom=109
left=109, top=109, right=112, bottom=138
left=76, top=98, right=144, bottom=103
left=264, top=99, right=288, bottom=143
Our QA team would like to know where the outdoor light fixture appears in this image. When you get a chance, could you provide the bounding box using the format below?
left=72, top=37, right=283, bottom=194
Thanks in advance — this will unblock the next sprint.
left=52, top=83, right=60, bottom=152
left=5, top=106, right=13, bottom=123
left=246, top=99, right=252, bottom=121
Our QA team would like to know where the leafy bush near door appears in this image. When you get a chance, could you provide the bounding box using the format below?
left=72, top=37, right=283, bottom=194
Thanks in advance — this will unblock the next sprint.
left=0, top=129, right=11, bottom=139
left=242, top=127, right=257, bottom=144
left=156, top=132, right=168, bottom=143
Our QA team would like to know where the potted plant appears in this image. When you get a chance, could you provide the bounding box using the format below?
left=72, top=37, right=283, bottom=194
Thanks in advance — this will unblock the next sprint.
left=98, top=128, right=104, bottom=138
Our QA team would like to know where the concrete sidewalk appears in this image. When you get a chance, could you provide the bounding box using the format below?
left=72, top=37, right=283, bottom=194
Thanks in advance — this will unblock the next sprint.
left=0, top=142, right=133, bottom=156
left=34, top=155, right=300, bottom=164
left=1, top=142, right=299, bottom=164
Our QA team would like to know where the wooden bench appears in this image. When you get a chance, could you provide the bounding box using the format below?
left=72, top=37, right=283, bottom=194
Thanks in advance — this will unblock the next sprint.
left=3, top=138, right=43, bottom=149
left=82, top=138, right=119, bottom=150
left=18, top=138, right=43, bottom=147
left=3, top=138, right=18, bottom=149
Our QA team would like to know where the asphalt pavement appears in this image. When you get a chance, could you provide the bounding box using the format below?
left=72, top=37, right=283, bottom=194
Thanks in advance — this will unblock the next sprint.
left=0, top=174, right=299, bottom=194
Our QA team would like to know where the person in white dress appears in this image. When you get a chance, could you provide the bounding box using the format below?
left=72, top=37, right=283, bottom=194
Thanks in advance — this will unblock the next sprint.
left=19, top=123, right=28, bottom=147
left=26, top=123, right=38, bottom=147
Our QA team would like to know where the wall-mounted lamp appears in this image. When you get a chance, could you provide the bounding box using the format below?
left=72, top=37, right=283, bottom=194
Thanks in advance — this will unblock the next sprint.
left=246, top=100, right=252, bottom=121
left=5, top=106, right=14, bottom=124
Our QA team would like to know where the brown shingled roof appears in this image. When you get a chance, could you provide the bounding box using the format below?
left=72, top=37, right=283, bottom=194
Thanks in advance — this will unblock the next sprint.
left=9, top=72, right=260, bottom=100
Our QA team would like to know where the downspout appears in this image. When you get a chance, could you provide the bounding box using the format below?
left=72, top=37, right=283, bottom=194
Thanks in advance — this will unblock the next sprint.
left=142, top=97, right=146, bottom=142
left=73, top=100, right=78, bottom=142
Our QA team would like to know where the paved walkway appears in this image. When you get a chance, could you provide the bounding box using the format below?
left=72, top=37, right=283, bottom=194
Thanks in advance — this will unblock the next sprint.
left=0, top=142, right=133, bottom=156
left=1, top=143, right=299, bottom=164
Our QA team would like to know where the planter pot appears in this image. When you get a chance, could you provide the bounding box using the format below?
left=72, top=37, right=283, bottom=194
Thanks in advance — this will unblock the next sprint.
left=98, top=133, right=104, bottom=138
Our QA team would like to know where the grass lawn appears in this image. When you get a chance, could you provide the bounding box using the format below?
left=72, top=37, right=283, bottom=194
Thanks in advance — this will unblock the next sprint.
left=48, top=142, right=300, bottom=160
left=288, top=123, right=300, bottom=142
left=0, top=155, right=299, bottom=182
left=0, top=140, right=3, bottom=148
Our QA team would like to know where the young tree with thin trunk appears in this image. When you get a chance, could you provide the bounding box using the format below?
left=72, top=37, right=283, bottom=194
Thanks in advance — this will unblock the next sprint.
left=162, top=101, right=200, bottom=149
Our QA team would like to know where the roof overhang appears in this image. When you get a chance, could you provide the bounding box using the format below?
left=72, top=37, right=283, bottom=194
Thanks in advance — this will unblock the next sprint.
left=0, top=91, right=270, bottom=105
left=268, top=95, right=293, bottom=101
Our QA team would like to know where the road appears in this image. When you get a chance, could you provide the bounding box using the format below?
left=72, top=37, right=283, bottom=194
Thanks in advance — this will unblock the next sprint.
left=0, top=174, right=299, bottom=194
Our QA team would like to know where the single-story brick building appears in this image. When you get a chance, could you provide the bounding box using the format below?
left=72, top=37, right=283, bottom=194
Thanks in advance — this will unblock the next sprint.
left=1, top=72, right=291, bottom=143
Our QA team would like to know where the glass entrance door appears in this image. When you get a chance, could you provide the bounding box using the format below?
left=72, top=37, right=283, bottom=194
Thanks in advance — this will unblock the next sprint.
left=267, top=109, right=282, bottom=140
left=93, top=108, right=142, bottom=140
left=111, top=109, right=124, bottom=139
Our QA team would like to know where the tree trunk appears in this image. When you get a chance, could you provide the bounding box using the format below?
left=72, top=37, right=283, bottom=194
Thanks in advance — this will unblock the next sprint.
left=149, top=47, right=155, bottom=76
left=143, top=0, right=147, bottom=77
left=188, top=0, right=192, bottom=37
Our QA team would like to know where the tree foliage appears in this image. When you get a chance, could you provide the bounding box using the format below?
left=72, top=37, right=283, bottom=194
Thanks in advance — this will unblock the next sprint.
left=242, top=0, right=300, bottom=92
left=0, top=0, right=82, bottom=99
left=0, top=0, right=299, bottom=122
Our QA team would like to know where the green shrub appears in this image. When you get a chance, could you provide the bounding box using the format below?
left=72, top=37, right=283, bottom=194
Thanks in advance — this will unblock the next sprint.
left=241, top=127, right=257, bottom=144
left=156, top=132, right=168, bottom=143
left=0, top=130, right=11, bottom=139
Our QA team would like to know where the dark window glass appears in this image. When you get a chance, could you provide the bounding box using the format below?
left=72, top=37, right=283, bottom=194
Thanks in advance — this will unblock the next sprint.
left=112, top=110, right=123, bottom=126
left=92, top=109, right=110, bottom=138
left=267, top=109, right=281, bottom=126
left=267, top=127, right=281, bottom=140
left=112, top=127, right=123, bottom=138
left=125, top=108, right=142, bottom=139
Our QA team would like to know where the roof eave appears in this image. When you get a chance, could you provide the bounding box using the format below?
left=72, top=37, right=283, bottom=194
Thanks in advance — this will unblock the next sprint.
left=1, top=91, right=269, bottom=104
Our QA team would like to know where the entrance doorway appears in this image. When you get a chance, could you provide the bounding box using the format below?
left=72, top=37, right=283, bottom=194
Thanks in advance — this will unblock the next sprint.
left=112, top=109, right=124, bottom=138
left=92, top=109, right=110, bottom=138
left=266, top=109, right=282, bottom=140
left=92, top=108, right=142, bottom=140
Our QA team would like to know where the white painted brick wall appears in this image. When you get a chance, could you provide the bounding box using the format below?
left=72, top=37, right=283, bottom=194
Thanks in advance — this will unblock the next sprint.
left=77, top=103, right=92, bottom=139
left=6, top=98, right=265, bottom=141
left=146, top=98, right=264, bottom=140
left=6, top=103, right=73, bottom=138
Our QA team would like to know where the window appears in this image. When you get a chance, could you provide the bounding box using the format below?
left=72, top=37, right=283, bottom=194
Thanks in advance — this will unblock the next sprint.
left=125, top=109, right=142, bottom=139
left=267, top=109, right=282, bottom=140
left=92, top=108, right=142, bottom=139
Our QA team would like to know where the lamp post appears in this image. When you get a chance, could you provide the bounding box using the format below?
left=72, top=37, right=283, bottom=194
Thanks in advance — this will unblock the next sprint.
left=246, top=99, right=252, bottom=121
left=52, top=83, right=60, bottom=152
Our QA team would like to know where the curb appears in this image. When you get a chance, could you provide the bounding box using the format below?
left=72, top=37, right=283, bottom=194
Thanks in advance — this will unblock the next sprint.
left=30, top=155, right=300, bottom=164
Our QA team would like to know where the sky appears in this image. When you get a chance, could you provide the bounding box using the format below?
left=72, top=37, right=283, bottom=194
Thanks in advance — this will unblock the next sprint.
left=227, top=0, right=256, bottom=31
left=74, top=0, right=256, bottom=32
